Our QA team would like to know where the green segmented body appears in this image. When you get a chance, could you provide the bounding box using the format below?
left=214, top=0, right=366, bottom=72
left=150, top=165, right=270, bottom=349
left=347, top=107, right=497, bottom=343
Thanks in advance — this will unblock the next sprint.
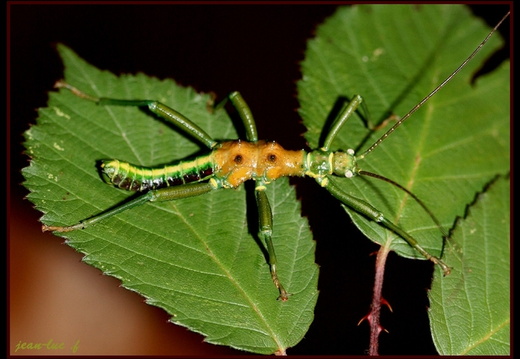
left=101, top=139, right=359, bottom=193
left=101, top=153, right=216, bottom=191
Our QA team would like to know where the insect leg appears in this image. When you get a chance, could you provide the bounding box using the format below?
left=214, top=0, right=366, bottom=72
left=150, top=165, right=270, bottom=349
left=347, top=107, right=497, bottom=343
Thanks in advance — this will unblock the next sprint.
left=255, top=183, right=290, bottom=301
left=54, top=80, right=218, bottom=149
left=322, top=95, right=364, bottom=151
left=317, top=176, right=451, bottom=276
left=214, top=91, right=259, bottom=142
left=227, top=92, right=259, bottom=142
left=42, top=182, right=216, bottom=232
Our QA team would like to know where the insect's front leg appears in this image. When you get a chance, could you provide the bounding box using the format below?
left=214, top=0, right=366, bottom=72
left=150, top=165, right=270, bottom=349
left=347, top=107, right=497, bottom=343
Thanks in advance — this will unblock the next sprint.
left=255, top=182, right=290, bottom=301
left=317, top=176, right=451, bottom=276
left=322, top=94, right=364, bottom=151
left=43, top=182, right=216, bottom=233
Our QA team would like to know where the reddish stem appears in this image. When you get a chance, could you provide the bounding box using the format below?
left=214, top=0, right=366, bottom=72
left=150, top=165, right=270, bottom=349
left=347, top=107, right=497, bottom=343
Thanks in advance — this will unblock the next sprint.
left=368, top=244, right=391, bottom=355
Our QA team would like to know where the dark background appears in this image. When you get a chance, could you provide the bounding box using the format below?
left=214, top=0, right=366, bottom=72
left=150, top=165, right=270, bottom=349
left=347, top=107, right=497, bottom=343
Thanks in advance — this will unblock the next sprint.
left=8, top=3, right=510, bottom=356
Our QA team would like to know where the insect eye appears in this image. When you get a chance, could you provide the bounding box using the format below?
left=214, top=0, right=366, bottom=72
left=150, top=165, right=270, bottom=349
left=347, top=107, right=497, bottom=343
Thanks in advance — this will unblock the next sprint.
left=267, top=154, right=277, bottom=162
left=234, top=154, right=243, bottom=164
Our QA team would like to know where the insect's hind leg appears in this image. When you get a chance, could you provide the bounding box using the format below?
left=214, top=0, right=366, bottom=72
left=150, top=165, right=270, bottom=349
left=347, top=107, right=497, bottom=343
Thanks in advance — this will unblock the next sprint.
left=255, top=182, right=290, bottom=301
left=54, top=80, right=218, bottom=149
left=43, top=182, right=216, bottom=233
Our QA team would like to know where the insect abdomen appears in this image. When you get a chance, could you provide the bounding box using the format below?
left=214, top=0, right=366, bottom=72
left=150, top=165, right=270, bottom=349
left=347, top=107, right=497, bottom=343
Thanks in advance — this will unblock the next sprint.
left=101, top=154, right=215, bottom=191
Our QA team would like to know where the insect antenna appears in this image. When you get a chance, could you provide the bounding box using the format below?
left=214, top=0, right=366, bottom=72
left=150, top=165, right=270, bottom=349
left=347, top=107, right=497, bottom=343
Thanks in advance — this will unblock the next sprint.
left=357, top=11, right=510, bottom=160
left=351, top=11, right=509, bottom=247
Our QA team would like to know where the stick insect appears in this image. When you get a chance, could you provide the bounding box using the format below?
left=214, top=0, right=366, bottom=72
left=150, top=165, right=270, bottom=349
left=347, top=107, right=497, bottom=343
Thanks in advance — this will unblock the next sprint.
left=42, top=10, right=509, bottom=303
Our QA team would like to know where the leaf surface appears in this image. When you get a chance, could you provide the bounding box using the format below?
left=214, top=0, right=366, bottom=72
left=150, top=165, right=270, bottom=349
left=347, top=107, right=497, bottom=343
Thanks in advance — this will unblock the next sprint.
left=429, top=175, right=510, bottom=355
left=22, top=45, right=319, bottom=355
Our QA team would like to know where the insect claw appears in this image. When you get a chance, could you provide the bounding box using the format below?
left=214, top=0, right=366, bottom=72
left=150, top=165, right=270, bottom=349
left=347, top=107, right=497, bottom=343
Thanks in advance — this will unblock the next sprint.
left=272, top=273, right=291, bottom=301
left=432, top=257, right=452, bottom=276
left=54, top=80, right=100, bottom=102
left=42, top=224, right=65, bottom=232
left=277, top=291, right=292, bottom=302
left=42, top=222, right=84, bottom=233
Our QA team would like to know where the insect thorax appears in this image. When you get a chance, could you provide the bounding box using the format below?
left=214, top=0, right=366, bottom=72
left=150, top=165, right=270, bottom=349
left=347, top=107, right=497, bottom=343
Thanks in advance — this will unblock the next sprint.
left=212, top=140, right=306, bottom=188
left=305, top=149, right=358, bottom=179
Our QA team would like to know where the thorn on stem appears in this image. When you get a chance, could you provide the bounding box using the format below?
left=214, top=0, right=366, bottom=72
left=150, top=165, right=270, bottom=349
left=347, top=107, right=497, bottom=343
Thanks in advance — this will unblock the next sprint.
left=357, top=312, right=388, bottom=334
left=381, top=297, right=393, bottom=312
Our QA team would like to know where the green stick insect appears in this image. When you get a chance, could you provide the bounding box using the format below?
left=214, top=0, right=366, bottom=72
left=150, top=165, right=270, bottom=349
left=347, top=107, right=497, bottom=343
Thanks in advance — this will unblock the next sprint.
left=43, top=11, right=508, bottom=302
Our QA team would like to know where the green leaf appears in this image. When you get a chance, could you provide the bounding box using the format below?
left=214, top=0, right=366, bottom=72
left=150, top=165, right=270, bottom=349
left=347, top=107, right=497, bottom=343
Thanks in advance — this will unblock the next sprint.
left=429, top=175, right=510, bottom=355
left=22, top=44, right=319, bottom=355
left=298, top=5, right=509, bottom=263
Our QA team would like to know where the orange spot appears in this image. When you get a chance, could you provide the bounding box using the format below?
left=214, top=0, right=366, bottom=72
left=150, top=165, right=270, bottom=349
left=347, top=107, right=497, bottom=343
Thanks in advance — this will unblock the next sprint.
left=213, top=140, right=305, bottom=187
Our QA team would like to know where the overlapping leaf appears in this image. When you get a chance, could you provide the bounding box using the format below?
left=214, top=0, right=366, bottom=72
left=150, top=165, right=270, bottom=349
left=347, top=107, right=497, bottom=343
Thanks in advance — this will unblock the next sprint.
left=298, top=4, right=509, bottom=265
left=298, top=4, right=510, bottom=354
